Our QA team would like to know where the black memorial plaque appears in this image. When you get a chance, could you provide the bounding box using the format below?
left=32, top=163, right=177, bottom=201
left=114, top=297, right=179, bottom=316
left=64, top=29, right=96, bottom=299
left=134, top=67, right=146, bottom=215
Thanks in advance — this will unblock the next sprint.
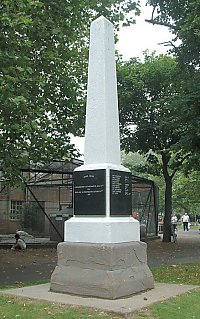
left=110, top=170, right=132, bottom=216
left=74, top=169, right=106, bottom=216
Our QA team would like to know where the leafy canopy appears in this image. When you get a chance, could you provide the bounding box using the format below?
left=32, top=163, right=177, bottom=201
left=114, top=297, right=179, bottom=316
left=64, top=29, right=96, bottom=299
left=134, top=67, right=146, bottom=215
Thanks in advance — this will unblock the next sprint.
left=146, top=0, right=200, bottom=67
left=146, top=0, right=200, bottom=161
left=0, top=0, right=139, bottom=184
left=118, top=52, right=187, bottom=160
left=117, top=52, right=193, bottom=241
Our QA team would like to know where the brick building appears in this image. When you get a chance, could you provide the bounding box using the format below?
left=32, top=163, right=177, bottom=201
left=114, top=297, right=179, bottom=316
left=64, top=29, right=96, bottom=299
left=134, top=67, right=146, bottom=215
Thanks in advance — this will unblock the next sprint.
left=0, top=159, right=82, bottom=236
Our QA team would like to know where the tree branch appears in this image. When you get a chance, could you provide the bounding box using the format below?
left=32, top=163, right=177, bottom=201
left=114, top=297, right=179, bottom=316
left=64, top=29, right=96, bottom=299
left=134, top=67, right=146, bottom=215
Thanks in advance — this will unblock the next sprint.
left=161, top=151, right=171, bottom=181
left=171, top=153, right=191, bottom=179
left=145, top=19, right=177, bottom=30
left=158, top=41, right=177, bottom=49
left=151, top=5, right=157, bottom=20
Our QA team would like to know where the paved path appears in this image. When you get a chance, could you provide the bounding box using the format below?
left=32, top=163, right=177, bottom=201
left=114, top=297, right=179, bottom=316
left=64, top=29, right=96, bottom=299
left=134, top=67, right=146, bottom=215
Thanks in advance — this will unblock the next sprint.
left=0, top=229, right=199, bottom=286
left=147, top=228, right=200, bottom=267
left=1, top=282, right=198, bottom=316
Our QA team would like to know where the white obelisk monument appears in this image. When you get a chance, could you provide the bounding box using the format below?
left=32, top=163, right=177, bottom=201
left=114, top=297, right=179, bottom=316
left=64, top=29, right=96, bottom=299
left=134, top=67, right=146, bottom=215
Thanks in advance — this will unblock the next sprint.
left=50, top=16, right=154, bottom=299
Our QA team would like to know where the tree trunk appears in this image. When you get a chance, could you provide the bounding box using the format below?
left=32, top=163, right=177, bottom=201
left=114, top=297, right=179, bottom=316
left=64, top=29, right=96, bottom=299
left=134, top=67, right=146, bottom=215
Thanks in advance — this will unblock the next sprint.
left=163, top=176, right=172, bottom=242
left=161, top=152, right=173, bottom=242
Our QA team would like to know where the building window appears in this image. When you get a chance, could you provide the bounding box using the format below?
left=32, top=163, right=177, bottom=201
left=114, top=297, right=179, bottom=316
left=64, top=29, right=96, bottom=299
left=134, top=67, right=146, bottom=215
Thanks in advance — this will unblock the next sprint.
left=10, top=201, right=23, bottom=220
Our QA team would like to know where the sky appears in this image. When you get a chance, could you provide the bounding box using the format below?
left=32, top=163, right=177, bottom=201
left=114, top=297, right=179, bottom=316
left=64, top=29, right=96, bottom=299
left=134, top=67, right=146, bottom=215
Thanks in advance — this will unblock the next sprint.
left=116, top=0, right=174, bottom=61
left=71, top=0, right=174, bottom=158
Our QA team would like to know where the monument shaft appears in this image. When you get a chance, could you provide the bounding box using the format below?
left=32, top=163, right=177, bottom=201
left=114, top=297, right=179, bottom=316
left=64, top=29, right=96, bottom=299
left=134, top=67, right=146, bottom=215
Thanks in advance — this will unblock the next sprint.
left=84, top=17, right=120, bottom=165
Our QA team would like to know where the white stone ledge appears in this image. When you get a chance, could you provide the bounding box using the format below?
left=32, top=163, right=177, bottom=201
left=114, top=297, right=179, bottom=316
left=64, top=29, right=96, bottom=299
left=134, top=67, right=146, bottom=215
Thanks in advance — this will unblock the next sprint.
left=64, top=217, right=140, bottom=243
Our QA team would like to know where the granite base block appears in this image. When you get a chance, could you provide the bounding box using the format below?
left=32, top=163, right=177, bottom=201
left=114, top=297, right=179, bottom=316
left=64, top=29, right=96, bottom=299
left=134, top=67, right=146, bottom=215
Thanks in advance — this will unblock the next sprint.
left=50, top=241, right=154, bottom=299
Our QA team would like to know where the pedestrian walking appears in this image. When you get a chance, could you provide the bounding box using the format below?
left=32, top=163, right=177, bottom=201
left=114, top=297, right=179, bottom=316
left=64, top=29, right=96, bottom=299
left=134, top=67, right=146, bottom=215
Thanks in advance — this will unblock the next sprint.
left=182, top=213, right=190, bottom=231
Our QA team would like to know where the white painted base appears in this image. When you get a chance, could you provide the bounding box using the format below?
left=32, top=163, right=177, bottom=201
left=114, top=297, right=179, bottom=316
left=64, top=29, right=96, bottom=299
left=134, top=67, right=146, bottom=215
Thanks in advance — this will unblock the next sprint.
left=64, top=217, right=140, bottom=243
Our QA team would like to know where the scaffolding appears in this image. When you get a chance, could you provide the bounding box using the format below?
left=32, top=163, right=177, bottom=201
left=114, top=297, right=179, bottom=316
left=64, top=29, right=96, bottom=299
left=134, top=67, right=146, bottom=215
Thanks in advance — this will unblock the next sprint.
left=0, top=160, right=158, bottom=240
left=132, top=175, right=159, bottom=238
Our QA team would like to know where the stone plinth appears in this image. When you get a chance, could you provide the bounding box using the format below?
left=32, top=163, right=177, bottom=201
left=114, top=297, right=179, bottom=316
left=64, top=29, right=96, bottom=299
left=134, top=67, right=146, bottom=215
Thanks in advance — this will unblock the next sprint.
left=50, top=241, right=154, bottom=299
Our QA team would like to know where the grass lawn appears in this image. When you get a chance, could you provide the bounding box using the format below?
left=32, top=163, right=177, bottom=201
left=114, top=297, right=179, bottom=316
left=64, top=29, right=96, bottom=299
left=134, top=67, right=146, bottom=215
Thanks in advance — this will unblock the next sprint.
left=0, top=263, right=200, bottom=319
left=177, top=224, right=200, bottom=231
left=189, top=225, right=200, bottom=231
left=132, top=289, right=200, bottom=319
left=151, top=263, right=200, bottom=286
left=0, top=295, right=122, bottom=319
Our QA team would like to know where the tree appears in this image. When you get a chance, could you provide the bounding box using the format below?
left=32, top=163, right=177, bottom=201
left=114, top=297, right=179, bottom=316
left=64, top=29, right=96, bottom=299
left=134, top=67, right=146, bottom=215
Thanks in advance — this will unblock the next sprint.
left=121, top=151, right=166, bottom=214
left=145, top=0, right=200, bottom=158
left=20, top=202, right=44, bottom=234
left=121, top=151, right=146, bottom=175
left=118, top=52, right=193, bottom=242
left=0, top=0, right=140, bottom=185
left=173, top=171, right=200, bottom=217
left=146, top=0, right=200, bottom=66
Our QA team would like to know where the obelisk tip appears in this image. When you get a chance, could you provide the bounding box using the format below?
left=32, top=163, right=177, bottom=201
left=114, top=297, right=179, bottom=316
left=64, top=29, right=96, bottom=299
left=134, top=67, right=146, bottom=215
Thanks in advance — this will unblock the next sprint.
left=92, top=15, right=113, bottom=27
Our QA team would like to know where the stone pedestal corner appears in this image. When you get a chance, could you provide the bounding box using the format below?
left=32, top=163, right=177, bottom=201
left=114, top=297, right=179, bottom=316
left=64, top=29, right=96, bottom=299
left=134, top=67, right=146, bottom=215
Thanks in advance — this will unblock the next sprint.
left=50, top=241, right=154, bottom=299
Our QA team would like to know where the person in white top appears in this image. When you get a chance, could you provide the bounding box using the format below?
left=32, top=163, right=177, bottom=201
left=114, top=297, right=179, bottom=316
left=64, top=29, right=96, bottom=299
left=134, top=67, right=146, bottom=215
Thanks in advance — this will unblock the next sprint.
left=171, top=214, right=178, bottom=230
left=182, top=213, right=190, bottom=231
left=11, top=233, right=26, bottom=250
